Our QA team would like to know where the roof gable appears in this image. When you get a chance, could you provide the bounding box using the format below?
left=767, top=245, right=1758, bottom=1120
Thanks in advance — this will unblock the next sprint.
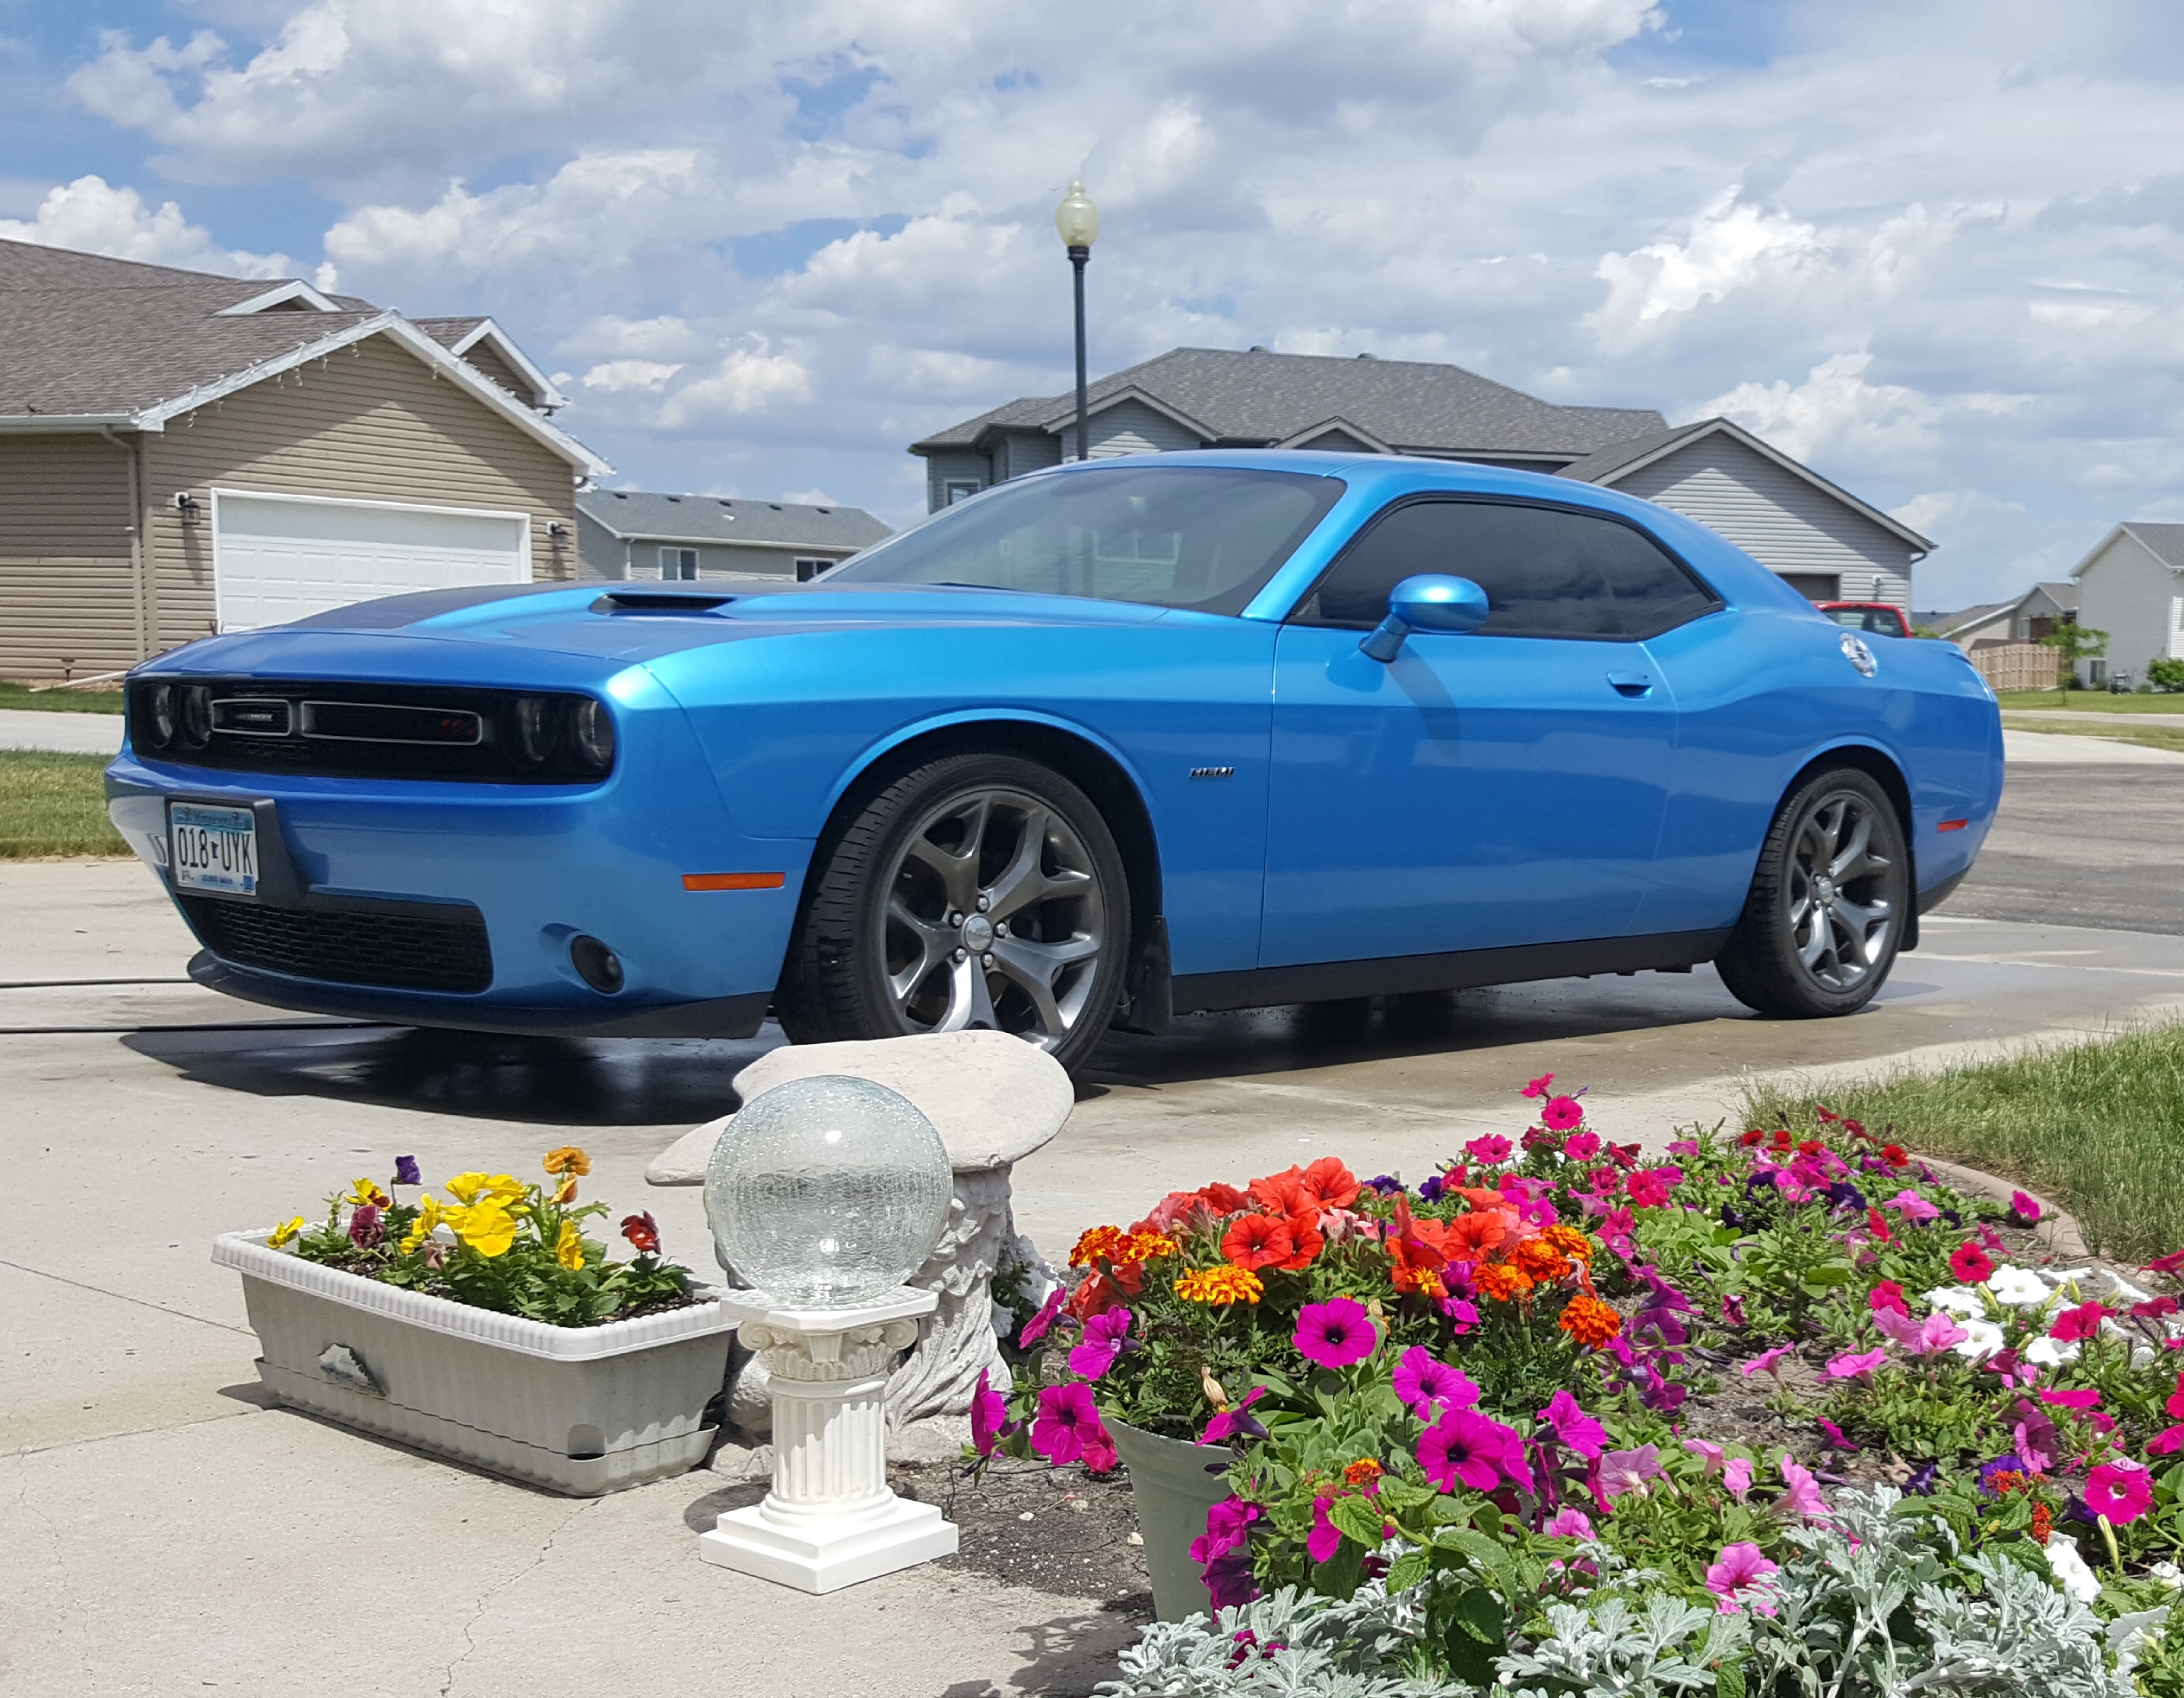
left=576, top=489, right=890, bottom=550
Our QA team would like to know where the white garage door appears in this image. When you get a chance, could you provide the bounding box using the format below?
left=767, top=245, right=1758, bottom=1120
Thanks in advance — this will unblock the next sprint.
left=212, top=490, right=530, bottom=633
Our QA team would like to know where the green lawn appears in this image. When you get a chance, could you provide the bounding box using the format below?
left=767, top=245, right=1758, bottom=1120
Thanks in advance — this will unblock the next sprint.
left=1996, top=690, right=2184, bottom=713
left=1742, top=1023, right=2184, bottom=1263
left=0, top=681, right=126, bottom=714
left=2001, top=715, right=2184, bottom=755
left=0, top=751, right=130, bottom=857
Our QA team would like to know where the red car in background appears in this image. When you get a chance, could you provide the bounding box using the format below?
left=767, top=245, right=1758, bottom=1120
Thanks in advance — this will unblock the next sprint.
left=1816, top=601, right=1912, bottom=638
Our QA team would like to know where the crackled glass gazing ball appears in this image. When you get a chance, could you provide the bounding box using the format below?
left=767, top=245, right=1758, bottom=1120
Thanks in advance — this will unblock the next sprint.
left=704, top=1075, right=952, bottom=1307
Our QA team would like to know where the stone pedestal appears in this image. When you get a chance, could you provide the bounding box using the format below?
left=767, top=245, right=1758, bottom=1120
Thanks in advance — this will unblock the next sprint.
left=648, top=1032, right=1071, bottom=1436
left=697, top=1288, right=958, bottom=1593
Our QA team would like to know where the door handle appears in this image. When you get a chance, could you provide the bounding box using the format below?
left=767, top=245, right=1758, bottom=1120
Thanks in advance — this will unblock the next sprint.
left=1606, top=671, right=1653, bottom=698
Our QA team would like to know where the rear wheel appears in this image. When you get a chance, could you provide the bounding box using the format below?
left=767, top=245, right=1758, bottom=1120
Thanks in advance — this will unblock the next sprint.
left=1714, top=768, right=1909, bottom=1018
left=775, top=752, right=1131, bottom=1072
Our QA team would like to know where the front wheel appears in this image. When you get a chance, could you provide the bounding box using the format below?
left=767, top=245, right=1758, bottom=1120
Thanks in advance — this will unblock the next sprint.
left=1714, top=769, right=1910, bottom=1018
left=775, top=752, right=1131, bottom=1072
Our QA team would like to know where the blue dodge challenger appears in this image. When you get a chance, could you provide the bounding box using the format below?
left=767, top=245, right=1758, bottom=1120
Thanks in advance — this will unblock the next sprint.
left=106, top=452, right=2002, bottom=1071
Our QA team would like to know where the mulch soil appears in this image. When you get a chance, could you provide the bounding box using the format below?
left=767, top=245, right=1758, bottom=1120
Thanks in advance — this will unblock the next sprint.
left=894, top=1458, right=1154, bottom=1619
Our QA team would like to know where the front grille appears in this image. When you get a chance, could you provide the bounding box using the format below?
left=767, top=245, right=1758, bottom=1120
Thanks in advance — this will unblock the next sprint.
left=181, top=895, right=493, bottom=993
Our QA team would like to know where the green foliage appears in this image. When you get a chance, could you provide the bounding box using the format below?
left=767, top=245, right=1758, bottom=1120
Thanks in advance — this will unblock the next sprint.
left=0, top=682, right=126, bottom=713
left=2148, top=658, right=2184, bottom=693
left=0, top=751, right=129, bottom=857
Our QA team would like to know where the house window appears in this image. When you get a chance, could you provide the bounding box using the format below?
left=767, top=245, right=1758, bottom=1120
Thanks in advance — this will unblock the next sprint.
left=2089, top=659, right=2108, bottom=686
left=660, top=547, right=699, bottom=581
left=943, top=480, right=981, bottom=506
left=794, top=558, right=830, bottom=582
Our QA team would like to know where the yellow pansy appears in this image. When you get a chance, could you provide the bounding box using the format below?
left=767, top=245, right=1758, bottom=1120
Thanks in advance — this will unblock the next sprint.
left=344, top=1178, right=391, bottom=1210
left=555, top=1220, right=585, bottom=1272
left=446, top=1171, right=525, bottom=1207
left=450, top=1201, right=518, bottom=1258
left=399, top=1195, right=443, bottom=1254
left=268, top=1217, right=306, bottom=1250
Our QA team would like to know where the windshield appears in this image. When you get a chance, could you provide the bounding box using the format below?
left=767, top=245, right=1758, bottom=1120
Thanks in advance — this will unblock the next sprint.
left=827, top=464, right=1345, bottom=615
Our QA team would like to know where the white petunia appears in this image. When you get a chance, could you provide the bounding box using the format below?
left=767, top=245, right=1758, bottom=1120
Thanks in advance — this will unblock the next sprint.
left=1951, top=1319, right=2007, bottom=1361
left=1983, top=1266, right=2052, bottom=1306
left=2108, top=1271, right=2154, bottom=1305
left=2025, top=1335, right=2082, bottom=1366
left=2046, top=1536, right=2101, bottom=1604
left=1924, top=1286, right=1984, bottom=1318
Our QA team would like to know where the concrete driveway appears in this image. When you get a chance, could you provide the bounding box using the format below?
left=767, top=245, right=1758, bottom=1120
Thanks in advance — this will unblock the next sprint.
left=8, top=750, right=2184, bottom=1696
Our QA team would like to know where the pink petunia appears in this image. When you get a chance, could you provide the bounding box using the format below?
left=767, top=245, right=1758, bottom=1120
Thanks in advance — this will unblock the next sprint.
left=1295, top=1298, right=1378, bottom=1369
left=1684, top=1438, right=1726, bottom=1472
left=970, top=1369, right=1009, bottom=1457
left=1068, top=1308, right=1134, bottom=1380
left=2011, top=1189, right=2043, bottom=1224
left=1521, top=1072, right=1555, bottom=1099
left=1723, top=1457, right=1754, bottom=1501
left=1464, top=1134, right=1513, bottom=1164
left=1596, top=1444, right=1662, bottom=1500
left=1541, top=1095, right=1585, bottom=1132
left=1563, top=1131, right=1601, bottom=1162
left=2050, top=1302, right=2111, bottom=1344
left=1778, top=1456, right=1830, bottom=1522
left=1908, top=1312, right=1969, bottom=1356
left=1393, top=1346, right=1479, bottom=1419
left=1705, top=1542, right=1780, bottom=1616
left=1019, top=1285, right=1066, bottom=1346
left=2039, top=1388, right=2102, bottom=1410
left=1739, top=1344, right=1795, bottom=1382
left=2086, top=1461, right=2154, bottom=1526
left=1871, top=1305, right=1924, bottom=1348
left=1825, top=1348, right=1889, bottom=1380
left=1886, top=1189, right=1940, bottom=1224
left=1667, top=1139, right=1701, bottom=1159
left=1306, top=1495, right=1343, bottom=1563
left=1030, top=1382, right=1105, bottom=1465
left=1542, top=1507, right=1595, bottom=1539
left=1538, top=1389, right=1607, bottom=1461
left=2147, top=1424, right=2184, bottom=1457
left=1418, top=1408, right=1523, bottom=1494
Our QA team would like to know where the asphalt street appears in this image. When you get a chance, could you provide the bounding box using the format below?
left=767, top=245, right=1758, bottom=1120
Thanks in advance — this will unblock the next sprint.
left=1950, top=764, right=2184, bottom=934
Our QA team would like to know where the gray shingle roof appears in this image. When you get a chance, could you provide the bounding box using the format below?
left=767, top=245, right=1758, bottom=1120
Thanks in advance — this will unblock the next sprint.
left=578, top=489, right=891, bottom=551
left=912, top=346, right=1666, bottom=459
left=2123, top=523, right=2184, bottom=567
left=1551, top=421, right=1714, bottom=484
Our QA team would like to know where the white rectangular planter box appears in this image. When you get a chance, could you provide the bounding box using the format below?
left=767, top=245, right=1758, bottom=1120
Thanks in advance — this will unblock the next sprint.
left=214, top=1231, right=738, bottom=1495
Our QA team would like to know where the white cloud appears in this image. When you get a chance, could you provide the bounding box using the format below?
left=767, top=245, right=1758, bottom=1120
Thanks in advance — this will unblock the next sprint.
left=781, top=486, right=841, bottom=506
left=658, top=343, right=813, bottom=424
left=0, top=174, right=290, bottom=277
left=1590, top=190, right=1828, bottom=343
left=578, top=360, right=684, bottom=392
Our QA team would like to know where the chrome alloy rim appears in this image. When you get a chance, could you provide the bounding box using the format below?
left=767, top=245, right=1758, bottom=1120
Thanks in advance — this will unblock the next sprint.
left=1788, top=790, right=1897, bottom=992
left=880, top=786, right=1106, bottom=1049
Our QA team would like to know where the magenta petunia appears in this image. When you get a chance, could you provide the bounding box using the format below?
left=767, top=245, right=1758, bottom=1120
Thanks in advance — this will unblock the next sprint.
left=1540, top=1095, right=1585, bottom=1132
left=1293, top=1298, right=1378, bottom=1369
left=1538, top=1389, right=1606, bottom=1461
left=1563, top=1131, right=1601, bottom=1162
left=1306, top=1495, right=1343, bottom=1563
left=1542, top=1507, right=1595, bottom=1539
left=1825, top=1348, right=1888, bottom=1380
left=2050, top=1301, right=2111, bottom=1344
left=1200, top=1385, right=1269, bottom=1447
left=1417, top=1408, right=1521, bottom=1494
left=970, top=1368, right=1008, bottom=1457
left=2147, top=1424, right=2184, bottom=1457
left=1018, top=1284, right=1066, bottom=1346
left=1595, top=1444, right=1662, bottom=1500
left=1392, top=1347, right=1478, bottom=1420
left=1521, top=1071, right=1555, bottom=1099
left=1189, top=1495, right=1263, bottom=1564
left=1464, top=1134, right=1513, bottom=1164
left=1029, top=1382, right=1104, bottom=1465
left=1080, top=1426, right=1119, bottom=1474
left=2086, top=1461, right=2154, bottom=1526
left=2039, top=1387, right=2102, bottom=1410
left=1624, top=1170, right=1673, bottom=1209
left=1068, top=1307, right=1133, bottom=1380
left=2011, top=1189, right=2043, bottom=1224
left=1705, top=1543, right=1780, bottom=1616
left=1778, top=1456, right=1831, bottom=1522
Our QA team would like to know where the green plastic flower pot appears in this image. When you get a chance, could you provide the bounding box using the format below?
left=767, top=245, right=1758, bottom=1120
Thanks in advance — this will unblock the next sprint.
left=1106, top=1417, right=1238, bottom=1622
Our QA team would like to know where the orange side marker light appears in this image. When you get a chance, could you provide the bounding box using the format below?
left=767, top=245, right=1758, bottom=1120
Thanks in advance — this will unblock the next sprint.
left=1937, top=819, right=1969, bottom=833
left=682, top=872, right=786, bottom=891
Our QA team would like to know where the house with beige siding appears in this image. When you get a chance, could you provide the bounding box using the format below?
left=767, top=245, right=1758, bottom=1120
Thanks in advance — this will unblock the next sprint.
left=2068, top=522, right=2184, bottom=687
left=910, top=348, right=1930, bottom=607
left=0, top=240, right=607, bottom=680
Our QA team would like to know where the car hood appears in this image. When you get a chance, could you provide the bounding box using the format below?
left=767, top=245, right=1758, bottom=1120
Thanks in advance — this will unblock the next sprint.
left=134, top=581, right=1197, bottom=684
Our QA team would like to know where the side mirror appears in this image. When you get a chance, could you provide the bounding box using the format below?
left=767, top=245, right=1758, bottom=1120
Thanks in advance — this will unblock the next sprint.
left=1359, top=574, right=1489, bottom=663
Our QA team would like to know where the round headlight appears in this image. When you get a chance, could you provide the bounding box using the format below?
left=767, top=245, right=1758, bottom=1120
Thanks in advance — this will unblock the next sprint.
left=510, top=695, right=557, bottom=766
left=568, top=698, right=615, bottom=775
left=178, top=684, right=212, bottom=748
left=144, top=684, right=175, bottom=750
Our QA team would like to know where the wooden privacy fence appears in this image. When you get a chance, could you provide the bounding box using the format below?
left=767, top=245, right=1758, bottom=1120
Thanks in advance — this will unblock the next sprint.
left=1968, top=641, right=2060, bottom=693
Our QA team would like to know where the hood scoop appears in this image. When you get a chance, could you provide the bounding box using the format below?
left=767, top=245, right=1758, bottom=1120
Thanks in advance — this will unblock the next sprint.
left=590, top=588, right=738, bottom=614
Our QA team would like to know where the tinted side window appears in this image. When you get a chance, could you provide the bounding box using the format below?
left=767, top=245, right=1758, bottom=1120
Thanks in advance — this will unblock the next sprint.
left=1295, top=499, right=1718, bottom=640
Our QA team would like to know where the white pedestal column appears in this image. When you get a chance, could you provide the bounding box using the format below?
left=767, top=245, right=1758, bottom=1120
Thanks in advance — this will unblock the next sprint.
left=698, top=1288, right=958, bottom=1593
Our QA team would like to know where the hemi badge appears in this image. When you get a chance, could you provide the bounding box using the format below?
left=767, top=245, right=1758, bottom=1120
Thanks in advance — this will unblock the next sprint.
left=683, top=872, right=786, bottom=891
left=1189, top=766, right=1236, bottom=780
left=1937, top=819, right=1969, bottom=833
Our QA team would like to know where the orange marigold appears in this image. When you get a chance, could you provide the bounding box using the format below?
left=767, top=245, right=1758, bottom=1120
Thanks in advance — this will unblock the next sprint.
left=1343, top=1458, right=1384, bottom=1487
left=1474, top=1262, right=1534, bottom=1302
left=1541, top=1223, right=1595, bottom=1265
left=1174, top=1264, right=1265, bottom=1305
left=1511, top=1239, right=1573, bottom=1284
left=1557, top=1292, right=1623, bottom=1348
left=1115, top=1229, right=1180, bottom=1264
left=1070, top=1225, right=1126, bottom=1268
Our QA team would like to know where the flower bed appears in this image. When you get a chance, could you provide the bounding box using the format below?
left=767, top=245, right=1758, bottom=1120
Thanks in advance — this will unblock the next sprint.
left=976, top=1076, right=2184, bottom=1693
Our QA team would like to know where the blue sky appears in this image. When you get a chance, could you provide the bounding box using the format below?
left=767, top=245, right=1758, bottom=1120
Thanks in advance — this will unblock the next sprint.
left=5, top=0, right=2184, bottom=609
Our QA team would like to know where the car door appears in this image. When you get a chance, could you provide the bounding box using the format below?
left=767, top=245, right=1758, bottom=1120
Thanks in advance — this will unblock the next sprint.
left=1260, top=496, right=1721, bottom=971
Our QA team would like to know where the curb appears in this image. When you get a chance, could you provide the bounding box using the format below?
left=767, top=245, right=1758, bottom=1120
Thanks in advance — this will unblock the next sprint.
left=1911, top=1154, right=2091, bottom=1263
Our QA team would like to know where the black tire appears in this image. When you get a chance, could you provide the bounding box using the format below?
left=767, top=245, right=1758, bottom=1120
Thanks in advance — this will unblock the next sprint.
left=1714, top=768, right=1910, bottom=1018
left=775, top=751, right=1132, bottom=1072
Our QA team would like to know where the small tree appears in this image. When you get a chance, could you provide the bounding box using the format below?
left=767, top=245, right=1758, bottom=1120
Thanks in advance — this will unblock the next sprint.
left=2039, top=620, right=2108, bottom=690
left=2148, top=657, right=2184, bottom=693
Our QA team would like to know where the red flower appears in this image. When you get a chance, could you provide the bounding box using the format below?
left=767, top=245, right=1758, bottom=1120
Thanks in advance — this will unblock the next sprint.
left=1797, top=1139, right=1826, bottom=1157
left=1198, top=1182, right=1252, bottom=1217
left=1881, top=1145, right=1909, bottom=1168
left=1541, top=1095, right=1585, bottom=1132
left=1867, top=1207, right=1893, bottom=1244
left=1069, top=1271, right=1123, bottom=1320
left=619, top=1212, right=661, bottom=1255
left=1293, top=1156, right=1360, bottom=1212
left=1949, top=1242, right=1994, bottom=1283
left=2050, top=1301, right=2111, bottom=1344
left=2147, top=1248, right=2184, bottom=1277
left=1278, top=1213, right=1325, bottom=1272
left=1869, top=1281, right=1908, bottom=1317
left=1247, top=1168, right=1311, bottom=1216
left=1739, top=1130, right=1765, bottom=1148
left=1222, top=1214, right=1296, bottom=1272
left=1770, top=1130, right=1793, bottom=1151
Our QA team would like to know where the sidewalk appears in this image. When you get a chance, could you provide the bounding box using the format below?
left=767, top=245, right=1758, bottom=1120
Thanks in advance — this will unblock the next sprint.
left=0, top=707, right=124, bottom=755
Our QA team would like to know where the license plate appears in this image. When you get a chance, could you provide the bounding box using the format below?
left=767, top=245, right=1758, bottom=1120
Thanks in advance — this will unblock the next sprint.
left=169, top=802, right=259, bottom=897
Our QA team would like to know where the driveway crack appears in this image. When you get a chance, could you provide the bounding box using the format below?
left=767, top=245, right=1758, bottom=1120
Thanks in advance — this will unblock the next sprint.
left=438, top=1497, right=596, bottom=1696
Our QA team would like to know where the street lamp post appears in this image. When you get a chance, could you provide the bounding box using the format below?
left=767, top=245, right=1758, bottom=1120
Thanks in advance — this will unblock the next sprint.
left=1054, top=181, right=1099, bottom=463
